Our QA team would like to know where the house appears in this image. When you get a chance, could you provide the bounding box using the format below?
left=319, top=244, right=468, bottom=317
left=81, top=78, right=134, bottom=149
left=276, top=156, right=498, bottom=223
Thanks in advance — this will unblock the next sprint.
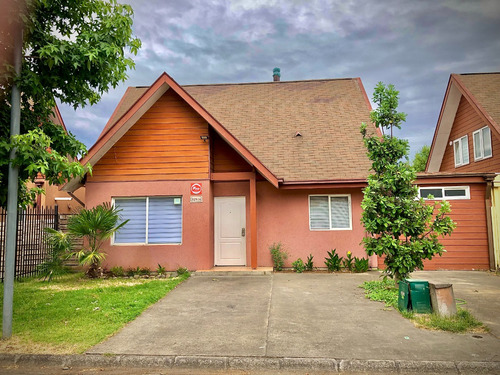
left=63, top=70, right=496, bottom=271
left=426, top=72, right=500, bottom=270
left=63, top=70, right=381, bottom=270
left=27, top=104, right=85, bottom=214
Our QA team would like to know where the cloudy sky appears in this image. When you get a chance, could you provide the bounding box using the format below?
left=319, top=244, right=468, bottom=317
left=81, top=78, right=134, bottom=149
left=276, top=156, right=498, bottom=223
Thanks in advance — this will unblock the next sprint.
left=58, top=0, right=500, bottom=159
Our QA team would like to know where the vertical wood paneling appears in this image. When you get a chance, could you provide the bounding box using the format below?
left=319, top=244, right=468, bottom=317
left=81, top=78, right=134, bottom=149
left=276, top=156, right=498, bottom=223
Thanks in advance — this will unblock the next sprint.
left=88, top=90, right=210, bottom=182
left=440, top=96, right=500, bottom=172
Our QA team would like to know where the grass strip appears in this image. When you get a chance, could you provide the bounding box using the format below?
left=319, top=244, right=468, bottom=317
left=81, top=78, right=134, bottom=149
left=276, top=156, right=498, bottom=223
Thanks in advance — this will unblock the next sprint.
left=0, top=272, right=189, bottom=353
left=361, top=279, right=488, bottom=333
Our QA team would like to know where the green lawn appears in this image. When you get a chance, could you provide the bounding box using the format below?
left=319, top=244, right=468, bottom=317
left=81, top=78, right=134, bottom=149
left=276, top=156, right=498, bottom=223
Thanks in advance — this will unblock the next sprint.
left=0, top=273, right=189, bottom=354
left=361, top=279, right=487, bottom=333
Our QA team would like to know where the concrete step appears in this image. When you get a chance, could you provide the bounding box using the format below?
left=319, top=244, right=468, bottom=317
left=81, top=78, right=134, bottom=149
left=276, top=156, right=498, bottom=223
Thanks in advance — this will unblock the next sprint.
left=192, top=267, right=273, bottom=276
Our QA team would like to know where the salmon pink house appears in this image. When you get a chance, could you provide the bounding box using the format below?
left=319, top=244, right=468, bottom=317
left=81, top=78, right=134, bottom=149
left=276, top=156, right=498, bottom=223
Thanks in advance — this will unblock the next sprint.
left=64, top=70, right=382, bottom=271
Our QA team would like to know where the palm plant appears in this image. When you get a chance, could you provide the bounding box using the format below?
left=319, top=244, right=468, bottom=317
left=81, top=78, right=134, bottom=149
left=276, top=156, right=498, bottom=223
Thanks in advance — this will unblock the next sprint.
left=39, top=228, right=73, bottom=281
left=68, top=203, right=128, bottom=278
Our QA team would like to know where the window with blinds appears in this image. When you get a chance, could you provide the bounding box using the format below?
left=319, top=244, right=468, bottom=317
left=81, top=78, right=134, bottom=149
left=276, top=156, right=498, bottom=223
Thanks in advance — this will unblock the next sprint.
left=309, top=195, right=352, bottom=230
left=113, top=197, right=182, bottom=244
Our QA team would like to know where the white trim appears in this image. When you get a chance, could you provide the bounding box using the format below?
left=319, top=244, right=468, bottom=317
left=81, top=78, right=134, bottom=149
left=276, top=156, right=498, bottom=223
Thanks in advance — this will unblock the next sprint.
left=111, top=195, right=183, bottom=245
left=309, top=194, right=352, bottom=231
left=54, top=197, right=72, bottom=201
left=473, top=126, right=493, bottom=162
left=418, top=186, right=470, bottom=200
left=453, top=135, right=469, bottom=167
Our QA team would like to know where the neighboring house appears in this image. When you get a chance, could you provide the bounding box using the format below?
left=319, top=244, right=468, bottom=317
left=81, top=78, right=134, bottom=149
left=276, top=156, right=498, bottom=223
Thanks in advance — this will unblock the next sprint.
left=64, top=70, right=494, bottom=271
left=427, top=72, right=500, bottom=270
left=28, top=104, right=85, bottom=214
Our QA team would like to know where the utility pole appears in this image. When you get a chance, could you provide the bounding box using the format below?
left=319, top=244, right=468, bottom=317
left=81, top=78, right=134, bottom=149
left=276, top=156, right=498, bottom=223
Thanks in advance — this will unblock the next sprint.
left=2, top=23, right=23, bottom=340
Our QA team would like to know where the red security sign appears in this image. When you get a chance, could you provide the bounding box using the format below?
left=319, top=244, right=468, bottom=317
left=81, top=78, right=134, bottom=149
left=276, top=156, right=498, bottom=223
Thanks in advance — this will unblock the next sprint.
left=190, top=183, right=202, bottom=195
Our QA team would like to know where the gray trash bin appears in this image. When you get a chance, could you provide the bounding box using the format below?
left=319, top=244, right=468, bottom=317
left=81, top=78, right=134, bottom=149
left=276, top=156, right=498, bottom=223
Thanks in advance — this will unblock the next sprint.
left=429, top=283, right=457, bottom=317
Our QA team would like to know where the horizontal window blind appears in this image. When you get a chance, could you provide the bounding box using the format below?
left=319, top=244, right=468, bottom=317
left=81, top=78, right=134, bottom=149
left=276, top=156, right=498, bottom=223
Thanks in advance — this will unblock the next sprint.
left=114, top=198, right=147, bottom=243
left=114, top=197, right=182, bottom=244
left=310, top=195, right=351, bottom=230
left=310, top=196, right=330, bottom=229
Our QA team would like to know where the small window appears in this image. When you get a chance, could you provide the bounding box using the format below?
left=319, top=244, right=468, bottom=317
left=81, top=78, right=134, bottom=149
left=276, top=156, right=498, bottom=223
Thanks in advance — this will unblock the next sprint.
left=113, top=196, right=182, bottom=245
left=453, top=135, right=469, bottom=167
left=473, top=126, right=492, bottom=161
left=418, top=186, right=470, bottom=200
left=309, top=195, right=351, bottom=230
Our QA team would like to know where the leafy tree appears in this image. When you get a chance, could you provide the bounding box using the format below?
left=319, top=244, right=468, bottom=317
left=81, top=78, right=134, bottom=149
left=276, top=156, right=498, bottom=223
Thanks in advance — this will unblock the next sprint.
left=412, top=145, right=430, bottom=172
left=0, top=0, right=141, bottom=207
left=360, top=82, right=455, bottom=281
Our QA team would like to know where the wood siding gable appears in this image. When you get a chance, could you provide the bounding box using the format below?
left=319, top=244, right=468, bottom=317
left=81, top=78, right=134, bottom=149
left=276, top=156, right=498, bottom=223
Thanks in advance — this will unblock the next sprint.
left=440, top=96, right=500, bottom=172
left=88, top=90, right=209, bottom=182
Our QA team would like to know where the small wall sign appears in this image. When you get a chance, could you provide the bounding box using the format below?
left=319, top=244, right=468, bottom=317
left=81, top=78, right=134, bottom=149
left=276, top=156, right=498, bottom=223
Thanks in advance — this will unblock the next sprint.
left=190, top=183, right=202, bottom=195
left=190, top=196, right=203, bottom=203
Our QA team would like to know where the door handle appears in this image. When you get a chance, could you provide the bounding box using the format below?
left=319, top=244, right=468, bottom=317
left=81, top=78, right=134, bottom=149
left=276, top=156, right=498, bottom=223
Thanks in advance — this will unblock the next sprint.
left=241, top=228, right=246, bottom=237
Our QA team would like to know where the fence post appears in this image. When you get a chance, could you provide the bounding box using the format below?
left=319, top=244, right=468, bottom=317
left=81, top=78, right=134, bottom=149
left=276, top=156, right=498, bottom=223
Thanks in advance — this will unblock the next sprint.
left=54, top=205, right=59, bottom=231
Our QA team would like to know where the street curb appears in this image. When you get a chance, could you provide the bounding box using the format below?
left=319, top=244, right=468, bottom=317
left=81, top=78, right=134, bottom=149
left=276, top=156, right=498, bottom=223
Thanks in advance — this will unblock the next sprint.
left=0, top=354, right=499, bottom=373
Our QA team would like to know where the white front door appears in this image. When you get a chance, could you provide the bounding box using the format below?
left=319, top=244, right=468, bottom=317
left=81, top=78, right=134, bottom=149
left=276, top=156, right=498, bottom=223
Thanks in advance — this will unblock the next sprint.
left=214, top=197, right=246, bottom=266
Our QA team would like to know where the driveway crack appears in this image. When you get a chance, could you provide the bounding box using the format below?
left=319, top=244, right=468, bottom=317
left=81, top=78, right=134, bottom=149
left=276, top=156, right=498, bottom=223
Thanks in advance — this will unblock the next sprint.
left=264, top=273, right=274, bottom=357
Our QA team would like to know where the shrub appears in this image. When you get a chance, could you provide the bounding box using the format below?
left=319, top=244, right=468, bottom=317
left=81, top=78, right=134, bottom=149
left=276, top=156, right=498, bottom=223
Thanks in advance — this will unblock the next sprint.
left=109, top=266, right=125, bottom=277
left=292, top=258, right=305, bottom=273
left=126, top=268, right=135, bottom=277
left=140, top=267, right=151, bottom=276
left=176, top=267, right=188, bottom=275
left=39, top=228, right=72, bottom=281
left=325, top=249, right=342, bottom=272
left=305, top=254, right=314, bottom=271
left=269, top=242, right=288, bottom=271
left=353, top=257, right=370, bottom=273
left=156, top=264, right=166, bottom=275
left=342, top=251, right=354, bottom=271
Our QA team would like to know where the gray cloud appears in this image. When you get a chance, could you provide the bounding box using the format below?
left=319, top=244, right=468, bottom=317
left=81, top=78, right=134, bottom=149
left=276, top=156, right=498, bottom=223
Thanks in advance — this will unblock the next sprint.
left=58, top=0, right=500, bottom=158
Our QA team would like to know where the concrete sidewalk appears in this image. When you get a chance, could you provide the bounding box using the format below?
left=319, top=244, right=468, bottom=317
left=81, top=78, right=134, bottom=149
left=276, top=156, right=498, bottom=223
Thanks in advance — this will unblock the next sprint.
left=84, top=271, right=500, bottom=372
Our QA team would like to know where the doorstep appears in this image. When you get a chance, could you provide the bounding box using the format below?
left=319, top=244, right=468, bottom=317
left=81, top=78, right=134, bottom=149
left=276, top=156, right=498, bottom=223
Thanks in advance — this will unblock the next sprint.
left=192, top=266, right=273, bottom=276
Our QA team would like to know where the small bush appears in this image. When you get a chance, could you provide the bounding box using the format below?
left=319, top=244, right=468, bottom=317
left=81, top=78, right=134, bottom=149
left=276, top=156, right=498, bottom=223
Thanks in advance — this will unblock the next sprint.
left=324, top=249, right=342, bottom=272
left=176, top=267, right=188, bottom=275
left=270, top=242, right=288, bottom=271
left=109, top=266, right=125, bottom=277
left=157, top=264, right=167, bottom=275
left=353, top=257, right=370, bottom=273
left=292, top=258, right=305, bottom=273
left=126, top=268, right=135, bottom=277
left=342, top=251, right=354, bottom=271
left=305, top=254, right=314, bottom=271
left=140, top=267, right=151, bottom=276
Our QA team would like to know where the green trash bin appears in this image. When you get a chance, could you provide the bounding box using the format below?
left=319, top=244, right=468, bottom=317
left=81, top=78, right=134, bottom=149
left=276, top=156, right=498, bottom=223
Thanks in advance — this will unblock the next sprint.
left=407, top=279, right=432, bottom=313
left=398, top=280, right=410, bottom=311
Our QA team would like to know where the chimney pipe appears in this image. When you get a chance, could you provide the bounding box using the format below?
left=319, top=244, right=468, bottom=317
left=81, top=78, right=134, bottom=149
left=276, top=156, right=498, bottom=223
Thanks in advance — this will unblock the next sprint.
left=273, top=67, right=281, bottom=82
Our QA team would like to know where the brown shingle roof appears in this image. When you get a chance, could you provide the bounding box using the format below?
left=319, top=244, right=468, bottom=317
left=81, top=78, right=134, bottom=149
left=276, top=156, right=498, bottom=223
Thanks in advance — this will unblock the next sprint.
left=456, top=73, right=500, bottom=130
left=98, top=78, right=376, bottom=182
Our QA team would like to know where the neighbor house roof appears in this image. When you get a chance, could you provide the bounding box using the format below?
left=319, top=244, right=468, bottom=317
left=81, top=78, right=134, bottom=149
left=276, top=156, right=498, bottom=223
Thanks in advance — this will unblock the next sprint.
left=427, top=72, right=500, bottom=172
left=65, top=72, right=377, bottom=191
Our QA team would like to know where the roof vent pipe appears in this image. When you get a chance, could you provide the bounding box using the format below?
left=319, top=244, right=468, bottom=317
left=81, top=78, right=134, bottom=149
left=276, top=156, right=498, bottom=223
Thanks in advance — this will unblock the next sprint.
left=273, top=67, right=281, bottom=82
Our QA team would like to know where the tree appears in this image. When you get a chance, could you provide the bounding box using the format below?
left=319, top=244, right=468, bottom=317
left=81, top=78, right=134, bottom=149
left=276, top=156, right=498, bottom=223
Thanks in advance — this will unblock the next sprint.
left=0, top=0, right=141, bottom=207
left=360, top=82, right=455, bottom=281
left=412, top=145, right=430, bottom=172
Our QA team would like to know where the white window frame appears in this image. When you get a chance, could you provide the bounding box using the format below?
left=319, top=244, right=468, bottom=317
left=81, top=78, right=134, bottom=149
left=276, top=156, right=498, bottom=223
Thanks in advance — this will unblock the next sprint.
left=453, top=135, right=469, bottom=167
left=473, top=126, right=492, bottom=162
left=309, top=194, right=352, bottom=231
left=418, top=186, right=470, bottom=200
left=111, top=196, right=183, bottom=245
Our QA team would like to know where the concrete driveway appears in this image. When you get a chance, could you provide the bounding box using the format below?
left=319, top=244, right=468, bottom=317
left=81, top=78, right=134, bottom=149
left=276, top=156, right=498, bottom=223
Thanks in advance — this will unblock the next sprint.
left=89, top=271, right=500, bottom=363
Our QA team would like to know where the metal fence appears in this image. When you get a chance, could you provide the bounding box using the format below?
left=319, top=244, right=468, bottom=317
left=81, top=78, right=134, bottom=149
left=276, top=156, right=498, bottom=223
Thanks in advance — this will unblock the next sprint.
left=0, top=206, right=59, bottom=281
